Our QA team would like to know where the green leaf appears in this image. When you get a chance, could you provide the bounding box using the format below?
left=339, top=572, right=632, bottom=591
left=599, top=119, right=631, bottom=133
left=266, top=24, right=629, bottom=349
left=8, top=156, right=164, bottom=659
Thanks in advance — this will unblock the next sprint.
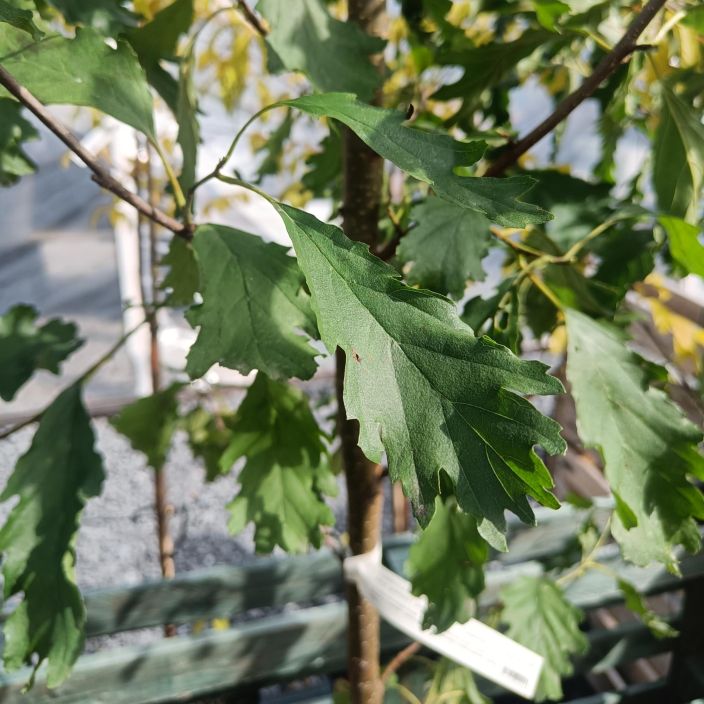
left=407, top=496, right=488, bottom=631
left=224, top=373, right=335, bottom=553
left=617, top=579, right=679, bottom=640
left=0, top=304, right=82, bottom=402
left=433, top=30, right=556, bottom=103
left=660, top=215, right=704, bottom=278
left=175, top=51, right=199, bottom=193
left=0, top=97, right=38, bottom=186
left=520, top=170, right=613, bottom=251
left=682, top=5, right=704, bottom=34
left=44, top=0, right=137, bottom=35
left=258, top=0, right=384, bottom=100
left=653, top=85, right=704, bottom=221
left=500, top=576, right=587, bottom=701
left=301, top=128, right=342, bottom=199
left=0, top=0, right=43, bottom=39
left=110, top=383, right=183, bottom=470
left=124, top=0, right=192, bottom=61
left=425, top=658, right=490, bottom=704
left=160, top=236, right=199, bottom=307
left=183, top=406, right=235, bottom=482
left=565, top=309, right=704, bottom=572
left=274, top=203, right=565, bottom=541
left=534, top=0, right=570, bottom=31
left=0, top=385, right=104, bottom=687
left=284, top=93, right=552, bottom=227
left=124, top=0, right=197, bottom=188
left=186, top=224, right=319, bottom=381
left=397, top=197, right=491, bottom=299
left=0, top=26, right=155, bottom=138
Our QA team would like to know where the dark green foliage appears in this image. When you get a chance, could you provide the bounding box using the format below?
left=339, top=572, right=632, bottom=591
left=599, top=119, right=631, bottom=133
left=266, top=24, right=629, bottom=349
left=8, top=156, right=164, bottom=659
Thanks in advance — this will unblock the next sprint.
left=0, top=386, right=104, bottom=685
left=186, top=224, right=319, bottom=381
left=0, top=305, right=82, bottom=401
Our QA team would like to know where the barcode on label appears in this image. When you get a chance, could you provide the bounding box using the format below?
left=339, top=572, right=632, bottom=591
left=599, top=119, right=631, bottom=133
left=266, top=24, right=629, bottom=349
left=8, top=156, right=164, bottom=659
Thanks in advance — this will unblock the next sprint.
left=502, top=666, right=530, bottom=686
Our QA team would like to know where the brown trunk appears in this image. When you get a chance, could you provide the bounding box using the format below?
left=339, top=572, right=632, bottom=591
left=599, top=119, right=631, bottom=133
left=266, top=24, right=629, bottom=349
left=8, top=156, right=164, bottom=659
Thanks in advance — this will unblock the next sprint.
left=339, top=2, right=386, bottom=703
left=137, top=141, right=177, bottom=635
left=337, top=351, right=385, bottom=704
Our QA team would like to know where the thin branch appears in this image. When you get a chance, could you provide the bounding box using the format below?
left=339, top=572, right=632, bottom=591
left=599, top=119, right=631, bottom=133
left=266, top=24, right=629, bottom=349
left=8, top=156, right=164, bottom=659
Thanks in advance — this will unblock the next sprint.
left=0, top=65, right=191, bottom=239
left=0, top=319, right=146, bottom=441
left=381, top=642, right=422, bottom=683
left=485, top=0, right=668, bottom=177
left=236, top=0, right=268, bottom=36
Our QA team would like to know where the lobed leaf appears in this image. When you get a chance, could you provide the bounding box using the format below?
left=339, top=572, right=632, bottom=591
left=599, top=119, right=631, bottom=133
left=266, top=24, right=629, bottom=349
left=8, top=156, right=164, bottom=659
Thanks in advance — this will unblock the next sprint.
left=0, top=385, right=104, bottom=687
left=223, top=373, right=335, bottom=553
left=398, top=196, right=491, bottom=299
left=274, top=202, right=565, bottom=541
left=0, top=26, right=155, bottom=138
left=110, top=383, right=184, bottom=471
left=258, top=0, right=384, bottom=100
left=501, top=576, right=587, bottom=701
left=617, top=579, right=678, bottom=640
left=0, top=304, right=82, bottom=401
left=565, top=309, right=704, bottom=572
left=407, top=495, right=488, bottom=631
left=186, top=224, right=319, bottom=381
left=284, top=93, right=552, bottom=227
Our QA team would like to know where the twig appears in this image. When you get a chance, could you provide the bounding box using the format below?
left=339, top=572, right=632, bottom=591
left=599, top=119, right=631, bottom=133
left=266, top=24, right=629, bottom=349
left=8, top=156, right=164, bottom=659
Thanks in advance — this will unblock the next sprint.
left=381, top=642, right=422, bottom=683
left=0, top=319, right=146, bottom=441
left=556, top=515, right=613, bottom=587
left=0, top=66, right=191, bottom=239
left=236, top=0, right=268, bottom=36
left=485, top=0, right=668, bottom=176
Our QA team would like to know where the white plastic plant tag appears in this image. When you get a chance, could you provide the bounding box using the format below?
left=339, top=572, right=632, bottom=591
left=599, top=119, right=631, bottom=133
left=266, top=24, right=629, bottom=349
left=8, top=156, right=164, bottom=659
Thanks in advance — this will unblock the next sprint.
left=344, top=546, right=544, bottom=700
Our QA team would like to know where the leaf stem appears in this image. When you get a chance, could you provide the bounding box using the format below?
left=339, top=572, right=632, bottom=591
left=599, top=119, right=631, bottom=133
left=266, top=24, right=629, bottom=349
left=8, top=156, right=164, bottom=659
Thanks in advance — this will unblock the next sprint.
left=556, top=515, right=612, bottom=587
left=151, top=139, right=186, bottom=210
left=186, top=102, right=284, bottom=212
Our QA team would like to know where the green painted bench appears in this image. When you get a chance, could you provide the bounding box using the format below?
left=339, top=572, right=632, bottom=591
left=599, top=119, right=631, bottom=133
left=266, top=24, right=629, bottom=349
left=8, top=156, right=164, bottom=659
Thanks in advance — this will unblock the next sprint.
left=1, top=503, right=703, bottom=704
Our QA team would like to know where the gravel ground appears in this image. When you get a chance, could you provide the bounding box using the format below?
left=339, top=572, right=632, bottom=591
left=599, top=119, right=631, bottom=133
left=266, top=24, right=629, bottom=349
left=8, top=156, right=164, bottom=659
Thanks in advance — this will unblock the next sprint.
left=0, top=383, right=397, bottom=650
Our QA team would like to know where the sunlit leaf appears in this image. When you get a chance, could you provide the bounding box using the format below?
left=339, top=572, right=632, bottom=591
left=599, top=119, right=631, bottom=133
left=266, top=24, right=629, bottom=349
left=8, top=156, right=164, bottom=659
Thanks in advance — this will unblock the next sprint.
left=566, top=309, right=704, bottom=572
left=285, top=93, right=552, bottom=227
left=274, top=202, right=565, bottom=541
left=0, top=26, right=155, bottom=137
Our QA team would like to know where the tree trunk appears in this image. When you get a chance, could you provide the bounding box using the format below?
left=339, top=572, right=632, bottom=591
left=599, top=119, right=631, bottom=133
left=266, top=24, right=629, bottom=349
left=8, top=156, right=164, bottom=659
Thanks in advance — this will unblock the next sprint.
left=338, top=2, right=386, bottom=702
